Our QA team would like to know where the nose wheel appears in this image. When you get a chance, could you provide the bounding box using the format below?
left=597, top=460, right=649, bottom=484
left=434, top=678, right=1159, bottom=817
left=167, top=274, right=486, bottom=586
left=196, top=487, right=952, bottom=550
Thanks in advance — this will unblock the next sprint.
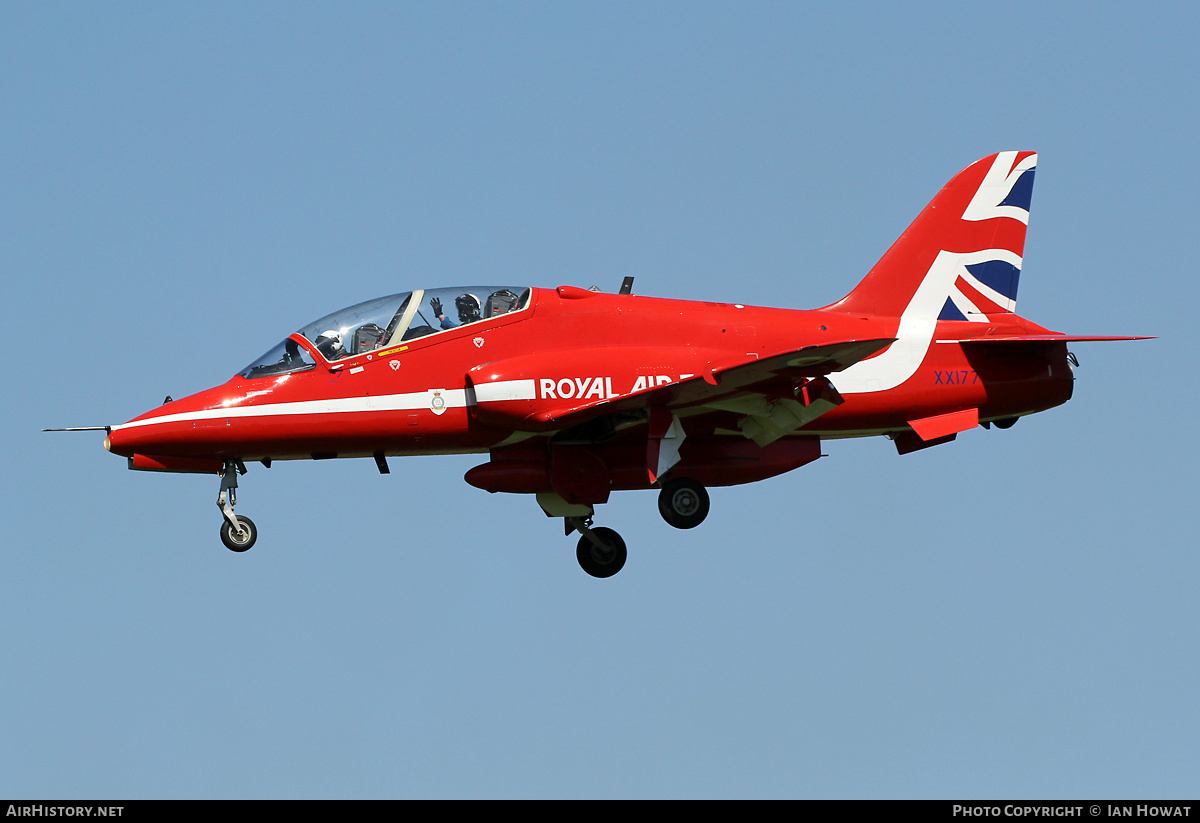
left=566, top=516, right=627, bottom=578
left=220, top=515, right=257, bottom=552
left=216, top=460, right=257, bottom=552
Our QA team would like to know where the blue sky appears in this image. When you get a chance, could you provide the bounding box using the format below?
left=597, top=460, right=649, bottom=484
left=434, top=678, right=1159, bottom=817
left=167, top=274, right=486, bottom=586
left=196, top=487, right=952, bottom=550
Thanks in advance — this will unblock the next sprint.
left=2, top=2, right=1195, bottom=798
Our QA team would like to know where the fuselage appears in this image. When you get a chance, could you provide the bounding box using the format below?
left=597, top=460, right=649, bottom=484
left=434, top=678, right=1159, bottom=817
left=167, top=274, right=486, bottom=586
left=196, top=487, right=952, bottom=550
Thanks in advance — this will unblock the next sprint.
left=105, top=284, right=1074, bottom=469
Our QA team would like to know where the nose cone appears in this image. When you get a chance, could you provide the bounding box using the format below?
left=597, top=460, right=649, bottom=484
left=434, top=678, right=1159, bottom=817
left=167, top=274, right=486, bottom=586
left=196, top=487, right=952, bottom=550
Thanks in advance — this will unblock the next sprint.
left=106, top=382, right=242, bottom=458
left=103, top=424, right=143, bottom=457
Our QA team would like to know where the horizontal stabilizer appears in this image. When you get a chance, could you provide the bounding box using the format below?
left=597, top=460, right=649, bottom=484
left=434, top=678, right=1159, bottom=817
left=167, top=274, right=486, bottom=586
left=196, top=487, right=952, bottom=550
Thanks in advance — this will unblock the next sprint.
left=947, top=334, right=1153, bottom=344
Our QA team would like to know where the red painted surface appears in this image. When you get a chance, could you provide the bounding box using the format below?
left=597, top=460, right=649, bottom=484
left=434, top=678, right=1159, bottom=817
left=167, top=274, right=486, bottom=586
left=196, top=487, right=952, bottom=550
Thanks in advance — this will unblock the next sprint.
left=102, top=152, right=1147, bottom=523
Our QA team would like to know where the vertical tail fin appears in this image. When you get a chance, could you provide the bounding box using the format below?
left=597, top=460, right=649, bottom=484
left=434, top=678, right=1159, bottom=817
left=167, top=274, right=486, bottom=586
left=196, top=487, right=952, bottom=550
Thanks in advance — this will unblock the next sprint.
left=826, top=151, right=1037, bottom=322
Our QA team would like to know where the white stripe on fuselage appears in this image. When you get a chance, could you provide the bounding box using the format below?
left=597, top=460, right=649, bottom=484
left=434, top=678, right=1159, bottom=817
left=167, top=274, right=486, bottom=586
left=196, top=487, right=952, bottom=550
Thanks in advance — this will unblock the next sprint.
left=111, top=379, right=535, bottom=431
left=472, top=379, right=536, bottom=403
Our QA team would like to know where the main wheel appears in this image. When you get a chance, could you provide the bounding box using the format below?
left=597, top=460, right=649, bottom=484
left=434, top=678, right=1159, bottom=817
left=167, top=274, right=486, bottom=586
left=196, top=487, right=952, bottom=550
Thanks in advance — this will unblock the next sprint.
left=658, top=478, right=710, bottom=529
left=576, top=527, right=627, bottom=578
left=220, top=516, right=257, bottom=552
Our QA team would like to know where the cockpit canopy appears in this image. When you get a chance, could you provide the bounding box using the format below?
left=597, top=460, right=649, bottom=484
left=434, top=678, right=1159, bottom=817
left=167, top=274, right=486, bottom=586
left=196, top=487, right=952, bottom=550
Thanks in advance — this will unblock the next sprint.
left=239, top=285, right=531, bottom=379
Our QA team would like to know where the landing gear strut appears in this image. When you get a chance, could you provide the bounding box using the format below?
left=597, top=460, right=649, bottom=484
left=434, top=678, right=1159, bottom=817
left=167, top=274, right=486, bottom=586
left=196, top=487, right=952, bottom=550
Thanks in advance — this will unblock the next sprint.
left=658, top=477, right=710, bottom=529
left=566, top=515, right=627, bottom=578
left=217, top=460, right=257, bottom=552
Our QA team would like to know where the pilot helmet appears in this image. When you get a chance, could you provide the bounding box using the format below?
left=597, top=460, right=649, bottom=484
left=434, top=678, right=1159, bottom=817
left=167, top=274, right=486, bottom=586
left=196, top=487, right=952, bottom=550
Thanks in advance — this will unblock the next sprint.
left=486, top=289, right=519, bottom=316
left=455, top=293, right=481, bottom=323
left=314, top=329, right=344, bottom=359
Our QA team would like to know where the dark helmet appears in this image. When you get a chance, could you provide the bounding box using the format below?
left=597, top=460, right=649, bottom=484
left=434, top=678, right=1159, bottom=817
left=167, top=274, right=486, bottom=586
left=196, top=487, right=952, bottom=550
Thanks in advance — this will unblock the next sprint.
left=455, top=293, right=481, bottom=323
left=486, top=289, right=519, bottom=317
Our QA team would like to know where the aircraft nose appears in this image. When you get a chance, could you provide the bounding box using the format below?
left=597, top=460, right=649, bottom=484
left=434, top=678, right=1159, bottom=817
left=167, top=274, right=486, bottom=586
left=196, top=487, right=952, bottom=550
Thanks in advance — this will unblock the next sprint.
left=104, top=381, right=246, bottom=459
left=104, top=423, right=140, bottom=457
left=106, top=409, right=202, bottom=457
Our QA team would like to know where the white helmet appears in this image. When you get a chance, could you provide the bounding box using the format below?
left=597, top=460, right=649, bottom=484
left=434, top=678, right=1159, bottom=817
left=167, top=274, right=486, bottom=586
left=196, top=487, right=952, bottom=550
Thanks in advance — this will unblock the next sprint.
left=314, top=329, right=344, bottom=359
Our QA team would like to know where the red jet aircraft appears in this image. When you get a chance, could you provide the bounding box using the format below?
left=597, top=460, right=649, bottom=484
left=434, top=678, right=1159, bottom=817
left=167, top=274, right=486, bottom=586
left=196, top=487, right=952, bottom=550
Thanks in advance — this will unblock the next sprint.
left=53, top=151, right=1147, bottom=577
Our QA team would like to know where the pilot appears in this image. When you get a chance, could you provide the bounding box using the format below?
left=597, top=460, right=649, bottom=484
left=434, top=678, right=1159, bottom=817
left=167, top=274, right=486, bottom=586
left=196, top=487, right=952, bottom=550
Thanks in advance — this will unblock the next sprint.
left=430, top=294, right=481, bottom=329
left=486, top=289, right=519, bottom=317
left=314, top=329, right=347, bottom=361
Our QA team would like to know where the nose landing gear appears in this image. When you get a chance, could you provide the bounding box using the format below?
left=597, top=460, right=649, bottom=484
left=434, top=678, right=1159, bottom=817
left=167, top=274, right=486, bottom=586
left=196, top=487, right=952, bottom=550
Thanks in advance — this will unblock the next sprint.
left=220, top=514, right=257, bottom=552
left=566, top=516, right=627, bottom=578
left=217, top=460, right=257, bottom=552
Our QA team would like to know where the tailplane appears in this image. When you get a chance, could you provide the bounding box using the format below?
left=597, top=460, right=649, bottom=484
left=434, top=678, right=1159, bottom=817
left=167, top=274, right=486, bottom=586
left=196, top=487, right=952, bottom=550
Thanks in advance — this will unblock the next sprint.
left=826, top=151, right=1038, bottom=323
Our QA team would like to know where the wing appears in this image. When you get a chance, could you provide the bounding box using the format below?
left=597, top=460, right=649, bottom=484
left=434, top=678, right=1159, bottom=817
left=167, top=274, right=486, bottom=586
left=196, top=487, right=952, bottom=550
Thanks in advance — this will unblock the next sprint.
left=529, top=337, right=896, bottom=440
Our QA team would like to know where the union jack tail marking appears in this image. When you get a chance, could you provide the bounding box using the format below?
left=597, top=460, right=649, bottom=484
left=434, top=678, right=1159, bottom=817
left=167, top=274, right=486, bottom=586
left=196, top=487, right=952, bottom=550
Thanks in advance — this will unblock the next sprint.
left=826, top=152, right=1041, bottom=394
left=825, top=151, right=1037, bottom=323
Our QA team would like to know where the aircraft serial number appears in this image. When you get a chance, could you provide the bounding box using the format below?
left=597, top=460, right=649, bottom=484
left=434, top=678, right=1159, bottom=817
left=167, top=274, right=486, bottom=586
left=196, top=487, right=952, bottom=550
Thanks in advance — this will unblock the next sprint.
left=933, top=370, right=978, bottom=385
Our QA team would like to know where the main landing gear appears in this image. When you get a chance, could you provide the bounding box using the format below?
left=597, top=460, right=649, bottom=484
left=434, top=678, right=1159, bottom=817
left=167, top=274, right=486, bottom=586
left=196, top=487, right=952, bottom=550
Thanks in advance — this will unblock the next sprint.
left=657, top=477, right=710, bottom=530
left=217, top=460, right=257, bottom=552
left=563, top=477, right=712, bottom=578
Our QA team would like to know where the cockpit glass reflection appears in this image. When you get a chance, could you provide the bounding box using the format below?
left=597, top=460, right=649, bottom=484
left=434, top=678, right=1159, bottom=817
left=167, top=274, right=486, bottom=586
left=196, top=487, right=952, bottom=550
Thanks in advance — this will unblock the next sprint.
left=295, top=291, right=413, bottom=358
left=400, top=287, right=529, bottom=341
left=237, top=286, right=530, bottom=379
left=238, top=337, right=316, bottom=379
